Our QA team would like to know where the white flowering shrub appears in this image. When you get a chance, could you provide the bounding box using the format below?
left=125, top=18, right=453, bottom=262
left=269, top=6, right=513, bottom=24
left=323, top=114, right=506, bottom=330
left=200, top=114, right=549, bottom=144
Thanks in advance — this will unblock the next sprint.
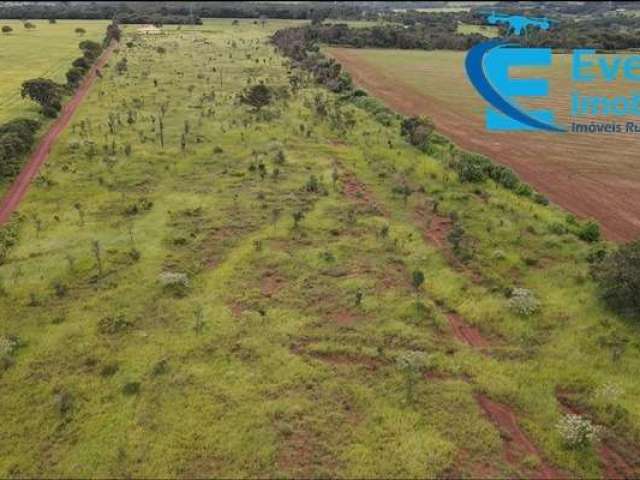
left=0, top=335, right=21, bottom=356
left=159, top=272, right=190, bottom=297
left=556, top=413, right=601, bottom=448
left=508, top=288, right=540, bottom=316
left=159, top=272, right=189, bottom=287
left=0, top=336, right=16, bottom=356
left=594, top=382, right=624, bottom=402
left=396, top=351, right=426, bottom=372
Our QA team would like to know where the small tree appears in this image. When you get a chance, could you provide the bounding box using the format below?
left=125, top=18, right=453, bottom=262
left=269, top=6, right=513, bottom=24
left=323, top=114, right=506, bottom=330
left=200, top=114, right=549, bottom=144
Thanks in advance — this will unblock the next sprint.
left=92, top=240, right=103, bottom=276
left=2, top=26, right=13, bottom=34
left=411, top=270, right=425, bottom=313
left=292, top=210, right=305, bottom=229
left=75, top=27, right=86, bottom=36
left=241, top=84, right=272, bottom=111
left=593, top=240, right=640, bottom=318
left=24, top=22, right=35, bottom=30
left=396, top=351, right=425, bottom=405
left=48, top=17, right=57, bottom=24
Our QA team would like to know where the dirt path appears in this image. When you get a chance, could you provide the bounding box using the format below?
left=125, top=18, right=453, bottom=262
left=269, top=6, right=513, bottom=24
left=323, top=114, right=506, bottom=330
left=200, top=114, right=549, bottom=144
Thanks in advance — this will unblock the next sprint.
left=0, top=42, right=116, bottom=225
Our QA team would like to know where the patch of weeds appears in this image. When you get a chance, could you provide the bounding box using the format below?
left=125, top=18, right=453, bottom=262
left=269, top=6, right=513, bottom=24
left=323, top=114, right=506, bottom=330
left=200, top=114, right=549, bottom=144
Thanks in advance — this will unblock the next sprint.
left=100, top=362, right=119, bottom=377
left=97, top=314, right=132, bottom=335
left=122, top=381, right=141, bottom=396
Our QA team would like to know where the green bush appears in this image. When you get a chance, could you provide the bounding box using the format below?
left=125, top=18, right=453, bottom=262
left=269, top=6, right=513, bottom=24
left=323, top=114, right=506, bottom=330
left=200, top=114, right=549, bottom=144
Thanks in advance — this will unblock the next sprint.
left=577, top=221, right=600, bottom=243
left=592, top=240, right=640, bottom=317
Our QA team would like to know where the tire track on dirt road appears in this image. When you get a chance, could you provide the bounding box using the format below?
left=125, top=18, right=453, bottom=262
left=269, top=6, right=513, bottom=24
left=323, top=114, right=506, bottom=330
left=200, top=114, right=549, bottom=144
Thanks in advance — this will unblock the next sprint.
left=0, top=42, right=116, bottom=225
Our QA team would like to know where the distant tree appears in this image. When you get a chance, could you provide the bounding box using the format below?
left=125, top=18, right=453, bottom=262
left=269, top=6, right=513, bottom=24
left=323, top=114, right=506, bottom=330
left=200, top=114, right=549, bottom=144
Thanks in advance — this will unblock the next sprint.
left=232, top=19, right=239, bottom=26
left=241, top=84, right=272, bottom=111
left=1, top=26, right=12, bottom=34
left=75, top=27, right=86, bottom=36
left=156, top=46, right=166, bottom=54
left=105, top=22, right=121, bottom=43
left=593, top=240, right=640, bottom=318
left=48, top=17, right=56, bottom=24
left=23, top=22, right=35, bottom=30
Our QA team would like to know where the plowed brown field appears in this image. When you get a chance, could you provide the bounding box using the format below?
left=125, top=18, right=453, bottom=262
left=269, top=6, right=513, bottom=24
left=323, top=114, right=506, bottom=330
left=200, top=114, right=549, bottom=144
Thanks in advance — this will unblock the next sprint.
left=327, top=48, right=640, bottom=242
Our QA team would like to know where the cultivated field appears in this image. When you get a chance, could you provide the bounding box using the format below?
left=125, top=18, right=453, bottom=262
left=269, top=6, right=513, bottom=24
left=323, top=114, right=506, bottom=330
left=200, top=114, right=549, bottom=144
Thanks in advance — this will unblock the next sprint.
left=0, top=20, right=109, bottom=123
left=0, top=19, right=639, bottom=479
left=327, top=48, right=640, bottom=242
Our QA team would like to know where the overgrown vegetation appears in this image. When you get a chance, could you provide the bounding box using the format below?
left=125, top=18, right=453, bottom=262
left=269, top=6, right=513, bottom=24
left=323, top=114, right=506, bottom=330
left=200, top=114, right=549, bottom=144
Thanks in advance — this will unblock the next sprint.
left=0, top=16, right=638, bottom=480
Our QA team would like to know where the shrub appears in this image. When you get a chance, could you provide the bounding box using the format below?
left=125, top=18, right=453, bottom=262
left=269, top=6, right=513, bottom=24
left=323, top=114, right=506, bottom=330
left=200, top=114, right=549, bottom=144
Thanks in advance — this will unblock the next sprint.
left=0, top=334, right=21, bottom=357
left=592, top=240, right=640, bottom=317
left=159, top=271, right=189, bottom=296
left=97, top=315, right=132, bottom=334
left=400, top=116, right=434, bottom=151
left=241, top=84, right=272, bottom=111
left=122, top=381, right=141, bottom=395
left=66, top=67, right=85, bottom=87
left=577, top=221, right=600, bottom=243
left=556, top=413, right=600, bottom=448
left=396, top=351, right=426, bottom=404
left=508, top=288, right=540, bottom=316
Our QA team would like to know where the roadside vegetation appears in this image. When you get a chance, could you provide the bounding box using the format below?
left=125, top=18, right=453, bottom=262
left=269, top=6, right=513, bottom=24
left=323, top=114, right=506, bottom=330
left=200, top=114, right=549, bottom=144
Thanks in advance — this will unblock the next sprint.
left=0, top=18, right=639, bottom=478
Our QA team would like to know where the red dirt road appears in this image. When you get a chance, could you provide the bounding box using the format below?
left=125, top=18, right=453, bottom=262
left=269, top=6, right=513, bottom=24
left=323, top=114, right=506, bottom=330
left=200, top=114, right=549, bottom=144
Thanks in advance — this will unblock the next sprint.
left=0, top=42, right=116, bottom=225
left=328, top=48, right=640, bottom=242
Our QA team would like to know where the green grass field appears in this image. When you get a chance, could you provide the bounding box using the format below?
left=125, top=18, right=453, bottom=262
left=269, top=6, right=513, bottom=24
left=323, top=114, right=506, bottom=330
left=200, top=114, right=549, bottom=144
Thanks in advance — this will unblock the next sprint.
left=456, top=22, right=499, bottom=37
left=0, top=20, right=639, bottom=478
left=0, top=20, right=109, bottom=123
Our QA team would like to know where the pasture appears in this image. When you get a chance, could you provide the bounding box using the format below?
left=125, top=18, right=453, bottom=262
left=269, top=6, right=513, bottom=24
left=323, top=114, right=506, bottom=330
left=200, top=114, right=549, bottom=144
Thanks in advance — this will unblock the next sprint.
left=327, top=47, right=640, bottom=242
left=0, top=19, right=639, bottom=479
left=0, top=20, right=109, bottom=123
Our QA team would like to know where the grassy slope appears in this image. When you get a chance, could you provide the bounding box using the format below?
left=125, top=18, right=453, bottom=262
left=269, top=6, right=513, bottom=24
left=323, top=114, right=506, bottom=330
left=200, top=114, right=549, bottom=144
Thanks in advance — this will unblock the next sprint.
left=0, top=19, right=638, bottom=478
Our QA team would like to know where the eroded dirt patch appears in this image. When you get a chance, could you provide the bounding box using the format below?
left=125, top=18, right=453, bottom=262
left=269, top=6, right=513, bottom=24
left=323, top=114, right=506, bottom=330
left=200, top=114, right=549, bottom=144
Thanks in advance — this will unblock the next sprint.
left=446, top=312, right=490, bottom=350
left=476, top=394, right=564, bottom=479
left=291, top=343, right=383, bottom=370
left=339, top=167, right=388, bottom=217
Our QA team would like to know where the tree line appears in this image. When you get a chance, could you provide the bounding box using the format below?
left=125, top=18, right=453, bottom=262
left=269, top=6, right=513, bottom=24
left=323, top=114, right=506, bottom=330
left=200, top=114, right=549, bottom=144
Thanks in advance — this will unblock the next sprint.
left=0, top=22, right=121, bottom=184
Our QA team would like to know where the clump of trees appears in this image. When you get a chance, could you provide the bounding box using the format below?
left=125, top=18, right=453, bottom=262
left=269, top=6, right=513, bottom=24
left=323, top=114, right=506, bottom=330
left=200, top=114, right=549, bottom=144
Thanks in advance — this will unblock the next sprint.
left=21, top=78, right=64, bottom=117
left=592, top=240, right=640, bottom=318
left=0, top=118, right=40, bottom=178
left=2, top=25, right=12, bottom=34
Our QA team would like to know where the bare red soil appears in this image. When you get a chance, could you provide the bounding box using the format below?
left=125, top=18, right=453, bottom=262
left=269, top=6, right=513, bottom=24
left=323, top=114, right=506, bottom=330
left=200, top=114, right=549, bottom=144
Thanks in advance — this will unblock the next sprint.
left=0, top=43, right=116, bottom=224
left=340, top=167, right=388, bottom=217
left=476, top=394, right=565, bottom=479
left=329, top=48, right=640, bottom=242
left=446, top=312, right=490, bottom=349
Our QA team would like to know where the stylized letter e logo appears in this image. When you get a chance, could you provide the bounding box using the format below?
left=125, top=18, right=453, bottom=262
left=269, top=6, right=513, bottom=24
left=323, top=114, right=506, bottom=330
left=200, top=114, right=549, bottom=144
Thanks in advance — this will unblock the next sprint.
left=466, top=41, right=564, bottom=132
